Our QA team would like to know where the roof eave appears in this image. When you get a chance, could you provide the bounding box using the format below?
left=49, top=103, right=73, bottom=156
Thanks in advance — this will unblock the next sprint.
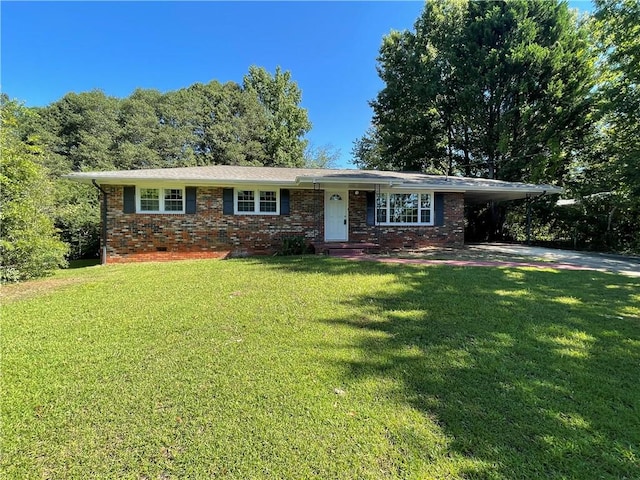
left=295, top=176, right=405, bottom=186
left=464, top=186, right=562, bottom=203
left=63, top=174, right=300, bottom=187
left=63, top=173, right=562, bottom=202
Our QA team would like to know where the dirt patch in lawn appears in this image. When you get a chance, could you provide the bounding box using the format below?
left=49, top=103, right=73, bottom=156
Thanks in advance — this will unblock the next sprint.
left=1, top=277, right=87, bottom=304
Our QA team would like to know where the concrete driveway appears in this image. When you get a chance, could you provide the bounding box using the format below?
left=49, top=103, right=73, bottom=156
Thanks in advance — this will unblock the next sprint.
left=468, top=243, right=640, bottom=278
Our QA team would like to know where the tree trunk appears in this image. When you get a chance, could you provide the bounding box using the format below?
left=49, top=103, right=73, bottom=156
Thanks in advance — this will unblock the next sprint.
left=463, top=128, right=471, bottom=177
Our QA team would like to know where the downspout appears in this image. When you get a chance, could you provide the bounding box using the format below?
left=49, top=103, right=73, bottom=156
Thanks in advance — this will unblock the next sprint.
left=526, top=190, right=546, bottom=246
left=92, top=180, right=108, bottom=265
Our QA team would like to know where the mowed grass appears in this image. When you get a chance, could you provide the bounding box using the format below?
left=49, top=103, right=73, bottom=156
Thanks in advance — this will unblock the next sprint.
left=2, top=257, right=639, bottom=479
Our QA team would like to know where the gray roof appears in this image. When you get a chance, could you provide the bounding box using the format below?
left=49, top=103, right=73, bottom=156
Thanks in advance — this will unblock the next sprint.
left=64, top=165, right=562, bottom=203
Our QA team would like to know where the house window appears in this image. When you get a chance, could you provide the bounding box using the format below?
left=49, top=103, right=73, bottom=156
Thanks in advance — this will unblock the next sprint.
left=164, top=189, right=184, bottom=211
left=235, top=189, right=279, bottom=214
left=140, top=188, right=160, bottom=212
left=138, top=187, right=184, bottom=213
left=260, top=190, right=277, bottom=212
left=376, top=192, right=433, bottom=225
left=237, top=190, right=255, bottom=212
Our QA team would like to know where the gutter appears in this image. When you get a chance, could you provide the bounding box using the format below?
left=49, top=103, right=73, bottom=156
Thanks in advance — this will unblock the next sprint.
left=92, top=180, right=108, bottom=265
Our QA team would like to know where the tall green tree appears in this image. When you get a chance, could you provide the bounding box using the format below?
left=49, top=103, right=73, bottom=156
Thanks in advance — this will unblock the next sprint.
left=540, top=0, right=640, bottom=253
left=303, top=143, right=341, bottom=169
left=243, top=66, right=312, bottom=167
left=585, top=0, right=640, bottom=250
left=53, top=179, right=101, bottom=260
left=357, top=0, right=594, bottom=185
left=351, top=127, right=388, bottom=170
left=115, top=88, right=168, bottom=169
left=178, top=81, right=269, bottom=166
left=0, top=97, right=68, bottom=281
left=37, top=90, right=122, bottom=172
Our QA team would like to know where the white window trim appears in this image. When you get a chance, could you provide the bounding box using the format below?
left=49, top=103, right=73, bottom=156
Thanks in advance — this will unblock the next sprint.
left=376, top=190, right=435, bottom=226
left=136, top=186, right=185, bottom=214
left=234, top=187, right=280, bottom=215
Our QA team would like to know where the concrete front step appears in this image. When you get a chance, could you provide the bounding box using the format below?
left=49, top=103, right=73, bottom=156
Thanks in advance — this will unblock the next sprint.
left=314, top=242, right=380, bottom=256
left=328, top=248, right=366, bottom=257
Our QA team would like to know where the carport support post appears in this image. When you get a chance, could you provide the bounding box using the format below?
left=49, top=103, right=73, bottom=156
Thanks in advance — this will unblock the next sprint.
left=526, top=194, right=531, bottom=246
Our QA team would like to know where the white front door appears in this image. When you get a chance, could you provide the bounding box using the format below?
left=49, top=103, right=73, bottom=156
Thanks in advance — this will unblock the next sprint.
left=324, top=190, right=348, bottom=241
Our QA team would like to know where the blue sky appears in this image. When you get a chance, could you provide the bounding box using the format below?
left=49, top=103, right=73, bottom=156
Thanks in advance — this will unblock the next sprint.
left=2, top=1, right=593, bottom=167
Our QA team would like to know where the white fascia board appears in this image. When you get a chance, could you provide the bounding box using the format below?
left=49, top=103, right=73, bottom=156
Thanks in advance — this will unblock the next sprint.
left=64, top=172, right=562, bottom=195
left=463, top=185, right=563, bottom=194
left=203, top=179, right=298, bottom=187
left=295, top=175, right=561, bottom=195
left=389, top=185, right=466, bottom=192
left=295, top=176, right=404, bottom=186
left=394, top=183, right=561, bottom=194
left=63, top=173, right=299, bottom=187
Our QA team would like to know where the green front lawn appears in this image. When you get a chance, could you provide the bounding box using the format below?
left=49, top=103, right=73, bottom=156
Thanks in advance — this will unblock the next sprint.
left=2, top=258, right=639, bottom=479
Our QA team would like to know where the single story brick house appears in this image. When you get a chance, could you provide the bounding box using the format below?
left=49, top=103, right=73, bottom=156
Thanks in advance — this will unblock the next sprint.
left=65, top=165, right=561, bottom=263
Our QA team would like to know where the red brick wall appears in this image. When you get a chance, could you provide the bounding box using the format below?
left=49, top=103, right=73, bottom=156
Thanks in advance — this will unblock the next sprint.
left=103, top=186, right=322, bottom=262
left=348, top=191, right=464, bottom=248
left=102, top=186, right=464, bottom=262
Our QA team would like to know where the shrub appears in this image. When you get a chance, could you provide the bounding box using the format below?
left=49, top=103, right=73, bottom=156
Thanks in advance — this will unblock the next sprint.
left=279, top=236, right=311, bottom=255
left=1, top=98, right=68, bottom=282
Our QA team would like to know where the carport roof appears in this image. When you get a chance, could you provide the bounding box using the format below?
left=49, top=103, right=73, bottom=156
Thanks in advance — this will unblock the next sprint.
left=64, top=165, right=562, bottom=203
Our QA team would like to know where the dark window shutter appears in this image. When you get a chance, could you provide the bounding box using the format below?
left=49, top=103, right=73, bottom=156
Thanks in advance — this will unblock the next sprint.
left=185, top=187, right=197, bottom=214
left=435, top=193, right=445, bottom=226
left=223, top=188, right=234, bottom=215
left=123, top=186, right=135, bottom=213
left=280, top=189, right=290, bottom=215
left=366, top=191, right=375, bottom=226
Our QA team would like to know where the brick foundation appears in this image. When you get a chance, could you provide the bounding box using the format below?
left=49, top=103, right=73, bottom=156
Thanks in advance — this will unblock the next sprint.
left=105, top=251, right=231, bottom=264
left=102, top=186, right=464, bottom=263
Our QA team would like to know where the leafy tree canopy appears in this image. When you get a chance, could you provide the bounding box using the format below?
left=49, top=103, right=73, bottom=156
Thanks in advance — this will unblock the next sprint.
left=243, top=66, right=312, bottom=167
left=30, top=66, right=311, bottom=173
left=0, top=96, right=68, bottom=281
left=303, top=143, right=341, bottom=169
left=355, top=0, right=595, bottom=186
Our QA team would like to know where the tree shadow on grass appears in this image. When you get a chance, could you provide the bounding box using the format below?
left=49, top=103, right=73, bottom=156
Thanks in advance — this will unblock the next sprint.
left=259, top=257, right=640, bottom=479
